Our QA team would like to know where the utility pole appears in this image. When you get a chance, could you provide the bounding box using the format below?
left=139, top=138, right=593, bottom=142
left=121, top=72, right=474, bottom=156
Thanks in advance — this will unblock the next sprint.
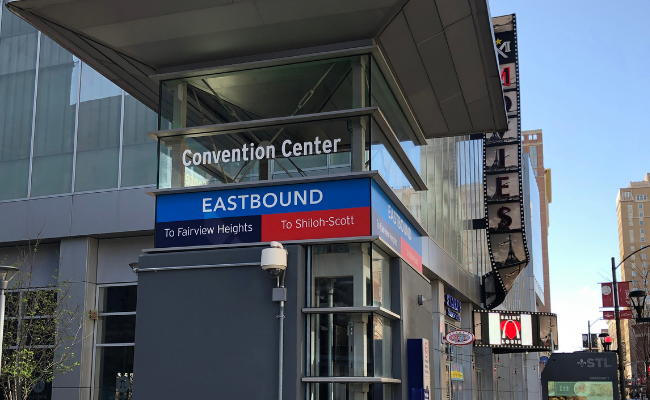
left=613, top=257, right=627, bottom=400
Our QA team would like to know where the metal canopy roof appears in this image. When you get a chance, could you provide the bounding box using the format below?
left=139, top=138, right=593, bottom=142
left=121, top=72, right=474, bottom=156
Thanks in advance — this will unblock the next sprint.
left=7, top=0, right=508, bottom=138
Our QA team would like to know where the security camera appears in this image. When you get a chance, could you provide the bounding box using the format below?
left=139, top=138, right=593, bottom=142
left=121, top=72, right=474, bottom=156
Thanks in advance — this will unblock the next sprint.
left=261, top=241, right=287, bottom=277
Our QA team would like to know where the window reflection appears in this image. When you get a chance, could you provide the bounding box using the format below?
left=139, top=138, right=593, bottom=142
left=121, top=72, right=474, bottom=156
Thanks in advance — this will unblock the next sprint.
left=31, top=36, right=78, bottom=196
left=75, top=65, right=122, bottom=192
left=0, top=11, right=38, bottom=200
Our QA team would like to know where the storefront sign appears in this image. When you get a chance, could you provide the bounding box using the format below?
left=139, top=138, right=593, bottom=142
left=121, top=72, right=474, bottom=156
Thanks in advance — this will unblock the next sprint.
left=474, top=310, right=558, bottom=350
left=370, top=180, right=423, bottom=272
left=445, top=293, right=462, bottom=322
left=155, top=179, right=371, bottom=248
left=407, top=339, right=431, bottom=400
left=444, top=330, right=474, bottom=346
left=451, top=363, right=464, bottom=381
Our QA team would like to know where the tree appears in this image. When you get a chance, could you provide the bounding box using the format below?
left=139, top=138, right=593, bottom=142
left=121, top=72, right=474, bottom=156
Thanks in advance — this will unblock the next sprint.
left=0, top=241, right=84, bottom=400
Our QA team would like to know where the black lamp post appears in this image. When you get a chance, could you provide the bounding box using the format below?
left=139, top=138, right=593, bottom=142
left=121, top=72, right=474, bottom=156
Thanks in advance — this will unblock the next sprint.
left=599, top=332, right=613, bottom=352
left=630, top=289, right=650, bottom=323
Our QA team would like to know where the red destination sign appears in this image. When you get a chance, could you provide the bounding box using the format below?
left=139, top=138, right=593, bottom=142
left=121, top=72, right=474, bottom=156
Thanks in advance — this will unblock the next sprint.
left=603, top=310, right=633, bottom=320
left=261, top=207, right=370, bottom=242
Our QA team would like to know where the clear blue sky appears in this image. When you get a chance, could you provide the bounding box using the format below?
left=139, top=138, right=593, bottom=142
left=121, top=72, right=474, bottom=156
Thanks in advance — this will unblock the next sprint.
left=488, top=0, right=650, bottom=351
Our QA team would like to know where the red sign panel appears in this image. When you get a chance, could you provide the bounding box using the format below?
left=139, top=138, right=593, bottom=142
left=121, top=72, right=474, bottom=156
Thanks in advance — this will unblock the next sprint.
left=618, top=281, right=632, bottom=307
left=601, top=282, right=632, bottom=308
left=602, top=283, right=614, bottom=307
left=261, top=207, right=371, bottom=242
left=603, top=310, right=633, bottom=320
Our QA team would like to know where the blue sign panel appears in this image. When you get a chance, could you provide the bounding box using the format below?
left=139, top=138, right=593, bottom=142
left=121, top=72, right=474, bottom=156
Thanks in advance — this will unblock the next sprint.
left=370, top=180, right=423, bottom=271
left=157, top=179, right=370, bottom=222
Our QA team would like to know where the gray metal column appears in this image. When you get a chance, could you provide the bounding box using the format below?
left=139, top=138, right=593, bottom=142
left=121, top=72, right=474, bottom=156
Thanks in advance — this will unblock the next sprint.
left=350, top=56, right=367, bottom=172
left=51, top=237, right=98, bottom=400
left=431, top=280, right=448, bottom=400
left=460, top=303, right=475, bottom=400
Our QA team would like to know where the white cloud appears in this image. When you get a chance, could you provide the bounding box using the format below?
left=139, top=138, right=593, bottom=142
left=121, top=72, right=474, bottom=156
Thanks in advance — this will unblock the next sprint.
left=555, top=285, right=608, bottom=352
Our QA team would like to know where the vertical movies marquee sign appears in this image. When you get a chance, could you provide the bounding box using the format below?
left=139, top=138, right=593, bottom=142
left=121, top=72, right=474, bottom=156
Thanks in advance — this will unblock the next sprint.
left=482, top=14, right=530, bottom=309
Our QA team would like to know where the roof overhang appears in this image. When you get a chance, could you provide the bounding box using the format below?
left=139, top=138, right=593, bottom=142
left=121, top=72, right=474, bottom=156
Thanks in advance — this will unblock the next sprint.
left=7, top=0, right=508, bottom=138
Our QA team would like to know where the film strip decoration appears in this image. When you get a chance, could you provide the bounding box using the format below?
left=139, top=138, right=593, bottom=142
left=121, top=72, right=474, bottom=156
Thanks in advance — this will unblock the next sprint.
left=482, top=14, right=530, bottom=310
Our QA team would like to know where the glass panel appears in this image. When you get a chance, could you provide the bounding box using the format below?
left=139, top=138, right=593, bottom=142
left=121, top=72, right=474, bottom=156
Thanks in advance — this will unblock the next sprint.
left=309, top=313, right=372, bottom=377
left=97, top=315, right=136, bottom=344
left=75, top=64, right=122, bottom=191
left=370, top=58, right=417, bottom=146
left=121, top=94, right=157, bottom=187
left=371, top=245, right=390, bottom=309
left=373, top=315, right=392, bottom=378
left=31, top=36, right=78, bottom=196
left=98, top=286, right=137, bottom=313
left=161, top=56, right=368, bottom=129
left=311, top=243, right=371, bottom=308
left=159, top=116, right=366, bottom=189
left=93, top=346, right=134, bottom=400
left=370, top=118, right=424, bottom=226
left=0, top=11, right=38, bottom=200
left=309, top=383, right=392, bottom=400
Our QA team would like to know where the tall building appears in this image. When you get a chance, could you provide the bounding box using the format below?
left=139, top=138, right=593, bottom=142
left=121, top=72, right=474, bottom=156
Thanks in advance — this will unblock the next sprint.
left=522, top=129, right=552, bottom=312
left=0, top=1, right=555, bottom=400
left=616, top=173, right=650, bottom=386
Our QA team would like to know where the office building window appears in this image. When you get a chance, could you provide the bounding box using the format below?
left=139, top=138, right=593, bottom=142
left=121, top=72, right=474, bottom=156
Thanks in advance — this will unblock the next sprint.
left=643, top=271, right=647, bottom=277
left=93, top=284, right=137, bottom=400
left=630, top=213, right=634, bottom=219
left=529, top=146, right=537, bottom=158
left=637, top=195, right=648, bottom=201
left=644, top=262, right=648, bottom=268
left=75, top=65, right=122, bottom=192
left=630, top=221, right=634, bottom=226
left=641, top=204, right=645, bottom=209
left=0, top=11, right=38, bottom=200
left=641, top=221, right=645, bottom=226
left=634, top=280, right=638, bottom=285
left=623, top=191, right=632, bottom=199
left=641, top=212, right=645, bottom=218
left=633, top=271, right=637, bottom=276
left=121, top=94, right=157, bottom=187
left=642, top=237, right=646, bottom=242
left=642, top=254, right=647, bottom=259
left=642, top=229, right=645, bottom=235
left=632, top=255, right=636, bottom=260
left=31, top=36, right=79, bottom=197
left=628, top=204, right=633, bottom=211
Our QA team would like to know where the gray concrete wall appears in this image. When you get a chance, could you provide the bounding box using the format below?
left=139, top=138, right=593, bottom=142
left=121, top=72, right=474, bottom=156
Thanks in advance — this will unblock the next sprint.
left=0, top=187, right=155, bottom=244
left=132, top=244, right=305, bottom=400
left=397, top=260, right=435, bottom=400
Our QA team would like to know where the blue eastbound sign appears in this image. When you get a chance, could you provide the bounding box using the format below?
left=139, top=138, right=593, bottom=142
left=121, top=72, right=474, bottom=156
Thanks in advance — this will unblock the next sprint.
left=155, top=179, right=371, bottom=248
left=370, top=180, right=423, bottom=271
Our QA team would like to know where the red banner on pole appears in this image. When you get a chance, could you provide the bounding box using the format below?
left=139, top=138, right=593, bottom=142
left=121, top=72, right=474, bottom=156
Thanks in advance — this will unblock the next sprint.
left=604, top=310, right=633, bottom=320
left=602, top=283, right=614, bottom=307
left=601, top=282, right=633, bottom=308
left=618, top=281, right=632, bottom=307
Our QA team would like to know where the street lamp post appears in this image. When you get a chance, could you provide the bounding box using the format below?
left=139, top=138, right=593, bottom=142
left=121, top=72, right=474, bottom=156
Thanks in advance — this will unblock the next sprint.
left=612, top=244, right=650, bottom=400
left=0, top=265, right=19, bottom=371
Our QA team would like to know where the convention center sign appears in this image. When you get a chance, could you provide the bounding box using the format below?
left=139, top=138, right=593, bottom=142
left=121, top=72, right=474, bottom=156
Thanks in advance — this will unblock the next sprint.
left=155, top=177, right=423, bottom=271
left=482, top=13, right=530, bottom=309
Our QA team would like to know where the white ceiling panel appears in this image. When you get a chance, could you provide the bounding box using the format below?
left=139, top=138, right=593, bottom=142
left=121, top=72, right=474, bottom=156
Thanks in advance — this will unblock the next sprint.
left=402, top=0, right=443, bottom=44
